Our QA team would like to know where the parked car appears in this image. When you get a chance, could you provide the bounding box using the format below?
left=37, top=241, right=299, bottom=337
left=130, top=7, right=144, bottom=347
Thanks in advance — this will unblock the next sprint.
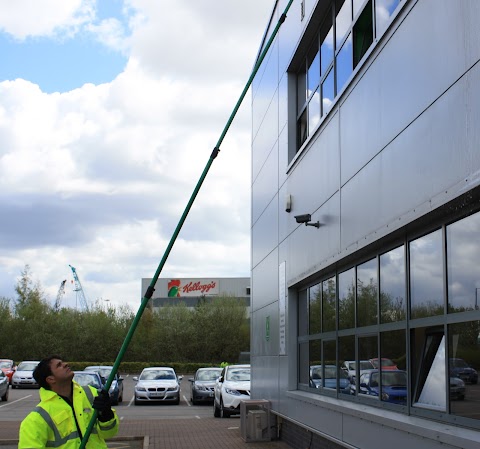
left=189, top=367, right=222, bottom=405
left=0, top=370, right=9, bottom=402
left=0, top=359, right=16, bottom=384
left=73, top=371, right=103, bottom=391
left=213, top=364, right=250, bottom=418
left=310, top=365, right=351, bottom=394
left=133, top=367, right=182, bottom=405
left=358, top=370, right=407, bottom=405
left=83, top=365, right=124, bottom=404
left=449, top=376, right=466, bottom=400
left=11, top=361, right=40, bottom=389
left=450, top=358, right=478, bottom=384
left=341, top=360, right=375, bottom=380
left=369, top=358, right=398, bottom=371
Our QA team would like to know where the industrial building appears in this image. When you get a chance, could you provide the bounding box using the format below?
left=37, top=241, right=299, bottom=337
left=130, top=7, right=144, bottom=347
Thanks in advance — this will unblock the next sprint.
left=250, top=1, right=480, bottom=448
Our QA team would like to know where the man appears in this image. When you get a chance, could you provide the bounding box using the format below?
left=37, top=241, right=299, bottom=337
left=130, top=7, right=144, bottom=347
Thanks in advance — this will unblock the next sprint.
left=19, top=355, right=119, bottom=448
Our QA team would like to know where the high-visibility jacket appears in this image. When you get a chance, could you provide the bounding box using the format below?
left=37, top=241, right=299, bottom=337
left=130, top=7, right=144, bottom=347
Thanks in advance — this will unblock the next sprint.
left=19, top=381, right=119, bottom=448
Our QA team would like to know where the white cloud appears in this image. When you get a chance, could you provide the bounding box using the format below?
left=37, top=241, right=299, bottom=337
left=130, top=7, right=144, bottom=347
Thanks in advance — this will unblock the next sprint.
left=0, top=0, right=273, bottom=310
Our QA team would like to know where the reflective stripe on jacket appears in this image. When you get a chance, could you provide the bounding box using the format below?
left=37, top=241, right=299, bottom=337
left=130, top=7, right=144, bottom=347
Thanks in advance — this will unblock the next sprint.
left=19, top=381, right=119, bottom=448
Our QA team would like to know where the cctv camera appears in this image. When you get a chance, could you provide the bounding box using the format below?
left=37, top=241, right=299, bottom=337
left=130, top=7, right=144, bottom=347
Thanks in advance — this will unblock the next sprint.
left=295, top=214, right=312, bottom=224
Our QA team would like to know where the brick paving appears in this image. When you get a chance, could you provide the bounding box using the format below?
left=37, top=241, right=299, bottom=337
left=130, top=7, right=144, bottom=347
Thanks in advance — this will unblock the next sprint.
left=0, top=418, right=292, bottom=449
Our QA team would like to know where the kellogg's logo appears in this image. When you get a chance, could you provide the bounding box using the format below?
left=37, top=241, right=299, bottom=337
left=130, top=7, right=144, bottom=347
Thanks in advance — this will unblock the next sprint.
left=167, top=279, right=219, bottom=297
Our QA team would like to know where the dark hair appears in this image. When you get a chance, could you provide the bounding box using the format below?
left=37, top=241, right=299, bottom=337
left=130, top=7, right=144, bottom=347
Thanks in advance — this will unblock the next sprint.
left=33, top=355, right=64, bottom=390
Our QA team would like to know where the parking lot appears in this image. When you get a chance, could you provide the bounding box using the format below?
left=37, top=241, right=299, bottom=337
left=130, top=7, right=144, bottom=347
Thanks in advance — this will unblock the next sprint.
left=0, top=373, right=291, bottom=449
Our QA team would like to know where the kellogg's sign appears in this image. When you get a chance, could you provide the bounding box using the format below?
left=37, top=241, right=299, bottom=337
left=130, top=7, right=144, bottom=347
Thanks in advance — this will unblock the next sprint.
left=167, top=279, right=219, bottom=297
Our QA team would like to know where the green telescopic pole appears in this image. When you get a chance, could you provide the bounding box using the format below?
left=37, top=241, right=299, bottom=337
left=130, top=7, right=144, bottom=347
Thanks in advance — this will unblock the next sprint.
left=79, top=1, right=293, bottom=447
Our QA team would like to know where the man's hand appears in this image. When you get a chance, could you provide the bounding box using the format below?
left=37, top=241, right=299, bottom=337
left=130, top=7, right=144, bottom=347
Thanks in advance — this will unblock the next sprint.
left=92, top=390, right=114, bottom=422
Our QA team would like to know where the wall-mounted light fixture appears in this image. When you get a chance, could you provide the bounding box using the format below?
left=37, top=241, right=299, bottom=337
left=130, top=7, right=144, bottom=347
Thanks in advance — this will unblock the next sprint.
left=294, top=213, right=320, bottom=228
left=285, top=194, right=292, bottom=213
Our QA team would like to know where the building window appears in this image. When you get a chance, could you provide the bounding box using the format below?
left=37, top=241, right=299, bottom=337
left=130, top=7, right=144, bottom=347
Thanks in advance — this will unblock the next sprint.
left=294, top=0, right=401, bottom=154
left=297, top=208, right=480, bottom=425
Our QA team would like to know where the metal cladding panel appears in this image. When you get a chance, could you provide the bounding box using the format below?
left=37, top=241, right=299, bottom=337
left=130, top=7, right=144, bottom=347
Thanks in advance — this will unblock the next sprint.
left=252, top=94, right=279, bottom=183
left=341, top=0, right=480, bottom=186
left=341, top=68, right=477, bottom=248
left=252, top=147, right=279, bottom=225
left=252, top=196, right=279, bottom=269
left=278, top=122, right=288, bottom=189
left=251, top=355, right=280, bottom=406
left=251, top=249, right=279, bottom=312
left=285, top=111, right=340, bottom=237
left=287, top=193, right=341, bottom=283
left=278, top=0, right=303, bottom=77
left=251, top=302, right=280, bottom=357
left=252, top=40, right=279, bottom=141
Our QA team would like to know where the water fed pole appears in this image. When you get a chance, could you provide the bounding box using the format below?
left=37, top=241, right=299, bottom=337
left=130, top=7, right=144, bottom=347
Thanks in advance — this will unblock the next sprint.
left=80, top=1, right=294, bottom=446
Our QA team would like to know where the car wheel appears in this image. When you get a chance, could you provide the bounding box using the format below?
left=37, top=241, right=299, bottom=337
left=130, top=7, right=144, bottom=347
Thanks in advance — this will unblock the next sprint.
left=192, top=397, right=198, bottom=405
left=213, top=399, right=221, bottom=417
left=1, top=388, right=8, bottom=402
left=220, top=398, right=230, bottom=418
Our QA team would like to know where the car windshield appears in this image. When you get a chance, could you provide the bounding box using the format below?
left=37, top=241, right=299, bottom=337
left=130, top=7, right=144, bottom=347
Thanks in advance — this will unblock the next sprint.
left=0, top=361, right=13, bottom=369
left=74, top=373, right=102, bottom=389
left=371, top=371, right=407, bottom=387
left=359, top=361, right=374, bottom=370
left=197, top=370, right=221, bottom=381
left=226, top=368, right=250, bottom=382
left=140, top=369, right=175, bottom=380
left=18, top=362, right=38, bottom=371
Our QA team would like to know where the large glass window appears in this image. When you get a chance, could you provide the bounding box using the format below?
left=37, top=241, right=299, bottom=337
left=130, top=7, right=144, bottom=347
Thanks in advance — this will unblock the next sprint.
left=380, top=246, right=406, bottom=322
left=447, top=212, right=480, bottom=312
left=339, top=268, right=355, bottom=330
left=357, top=258, right=378, bottom=327
left=309, top=340, right=321, bottom=389
left=295, top=0, right=387, bottom=153
left=410, top=229, right=444, bottom=319
left=449, top=322, right=480, bottom=418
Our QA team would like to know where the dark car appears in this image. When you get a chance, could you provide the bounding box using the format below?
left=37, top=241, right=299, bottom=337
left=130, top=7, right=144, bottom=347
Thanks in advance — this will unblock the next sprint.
left=358, top=370, right=407, bottom=405
left=189, top=367, right=222, bottom=404
left=84, top=365, right=124, bottom=405
left=450, top=358, right=478, bottom=384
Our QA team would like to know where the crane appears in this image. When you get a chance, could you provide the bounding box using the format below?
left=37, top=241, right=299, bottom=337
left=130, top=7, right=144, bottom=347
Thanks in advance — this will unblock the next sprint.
left=69, top=265, right=89, bottom=311
left=54, top=279, right=67, bottom=311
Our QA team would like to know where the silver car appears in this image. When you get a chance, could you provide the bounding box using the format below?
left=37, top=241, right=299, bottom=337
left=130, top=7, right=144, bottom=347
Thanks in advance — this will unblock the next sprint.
left=0, top=370, right=9, bottom=401
left=11, top=361, right=40, bottom=389
left=189, top=367, right=222, bottom=405
left=133, top=367, right=182, bottom=405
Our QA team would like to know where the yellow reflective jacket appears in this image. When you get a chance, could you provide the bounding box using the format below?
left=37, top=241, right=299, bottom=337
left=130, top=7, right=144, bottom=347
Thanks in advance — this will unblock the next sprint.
left=19, top=381, right=119, bottom=448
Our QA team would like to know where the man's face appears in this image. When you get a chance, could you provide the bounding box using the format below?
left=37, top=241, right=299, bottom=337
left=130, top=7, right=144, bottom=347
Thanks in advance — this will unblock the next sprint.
left=48, top=358, right=74, bottom=384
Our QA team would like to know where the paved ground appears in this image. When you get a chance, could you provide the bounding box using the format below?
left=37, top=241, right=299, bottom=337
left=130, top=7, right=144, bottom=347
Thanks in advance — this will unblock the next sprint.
left=0, top=418, right=292, bottom=449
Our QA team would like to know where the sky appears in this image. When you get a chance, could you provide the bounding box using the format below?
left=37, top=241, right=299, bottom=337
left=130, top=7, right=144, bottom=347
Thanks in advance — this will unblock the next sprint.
left=0, top=0, right=274, bottom=310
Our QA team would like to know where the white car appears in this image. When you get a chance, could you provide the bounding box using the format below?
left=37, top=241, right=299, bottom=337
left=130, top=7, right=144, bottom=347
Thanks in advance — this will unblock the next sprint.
left=133, top=367, right=182, bottom=405
left=11, top=361, right=40, bottom=389
left=341, top=360, right=374, bottom=381
left=213, top=364, right=250, bottom=418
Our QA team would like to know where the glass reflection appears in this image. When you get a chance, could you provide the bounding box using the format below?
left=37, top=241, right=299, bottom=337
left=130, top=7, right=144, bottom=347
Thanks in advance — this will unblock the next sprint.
left=297, top=110, right=308, bottom=148
left=297, top=64, right=306, bottom=112
left=298, top=289, right=308, bottom=336
left=447, top=212, right=480, bottom=312
left=322, top=68, right=335, bottom=116
left=380, top=246, right=406, bottom=323
left=357, top=258, right=378, bottom=327
left=410, top=229, right=444, bottom=319
left=309, top=340, right=321, bottom=389
left=320, top=12, right=334, bottom=76
left=308, top=90, right=321, bottom=133
left=309, top=283, right=321, bottom=335
left=375, top=0, right=401, bottom=37
left=336, top=34, right=353, bottom=95
left=339, top=335, right=355, bottom=389
left=323, top=340, right=338, bottom=390
left=339, top=268, right=355, bottom=330
left=307, top=47, right=320, bottom=96
left=449, top=322, right=480, bottom=419
left=335, top=0, right=352, bottom=49
left=353, top=0, right=366, bottom=17
left=299, top=341, right=310, bottom=385
left=380, top=330, right=407, bottom=404
left=323, top=276, right=336, bottom=332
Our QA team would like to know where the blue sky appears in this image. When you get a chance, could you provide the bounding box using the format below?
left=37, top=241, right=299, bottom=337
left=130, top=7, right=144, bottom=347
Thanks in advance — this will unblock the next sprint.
left=0, top=0, right=273, bottom=310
